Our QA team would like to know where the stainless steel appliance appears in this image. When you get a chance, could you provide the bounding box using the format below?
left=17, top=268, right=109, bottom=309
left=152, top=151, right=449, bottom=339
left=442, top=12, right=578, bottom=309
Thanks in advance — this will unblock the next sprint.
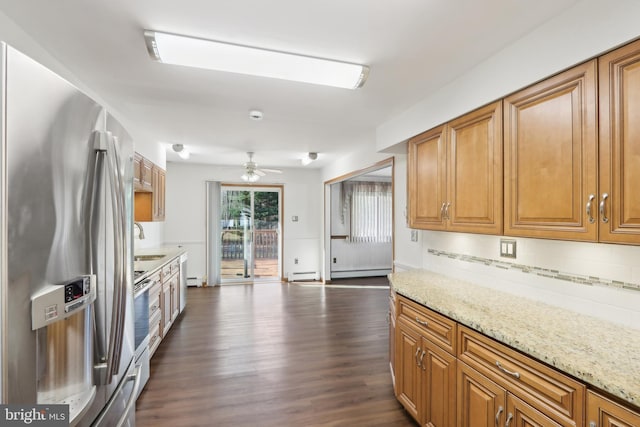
left=0, top=44, right=139, bottom=426
left=133, top=277, right=155, bottom=398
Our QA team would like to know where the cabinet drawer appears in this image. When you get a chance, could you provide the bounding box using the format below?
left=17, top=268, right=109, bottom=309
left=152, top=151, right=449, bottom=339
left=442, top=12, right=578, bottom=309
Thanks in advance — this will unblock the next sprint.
left=458, top=326, right=584, bottom=425
left=397, top=295, right=456, bottom=354
left=148, top=322, right=161, bottom=357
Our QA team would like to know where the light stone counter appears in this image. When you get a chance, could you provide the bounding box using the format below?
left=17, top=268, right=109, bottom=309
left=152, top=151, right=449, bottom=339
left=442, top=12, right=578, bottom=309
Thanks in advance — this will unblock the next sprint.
left=133, top=246, right=186, bottom=284
left=389, top=269, right=640, bottom=408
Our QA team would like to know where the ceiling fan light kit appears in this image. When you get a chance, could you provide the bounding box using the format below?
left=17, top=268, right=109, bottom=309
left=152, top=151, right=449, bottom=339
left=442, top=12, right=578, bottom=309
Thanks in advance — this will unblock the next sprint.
left=144, top=30, right=369, bottom=89
left=240, top=152, right=282, bottom=182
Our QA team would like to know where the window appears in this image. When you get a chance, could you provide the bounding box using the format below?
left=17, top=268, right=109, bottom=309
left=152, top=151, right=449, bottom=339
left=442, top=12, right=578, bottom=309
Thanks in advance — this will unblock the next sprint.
left=341, top=181, right=392, bottom=243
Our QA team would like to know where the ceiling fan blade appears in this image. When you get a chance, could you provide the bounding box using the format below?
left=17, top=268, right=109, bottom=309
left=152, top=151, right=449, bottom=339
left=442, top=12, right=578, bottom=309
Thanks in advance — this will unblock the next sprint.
left=260, top=168, right=282, bottom=174
left=254, top=169, right=266, bottom=177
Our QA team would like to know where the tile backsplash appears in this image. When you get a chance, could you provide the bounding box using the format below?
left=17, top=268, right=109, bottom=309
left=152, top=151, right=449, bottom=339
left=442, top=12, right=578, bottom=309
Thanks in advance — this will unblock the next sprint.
left=417, top=231, right=640, bottom=329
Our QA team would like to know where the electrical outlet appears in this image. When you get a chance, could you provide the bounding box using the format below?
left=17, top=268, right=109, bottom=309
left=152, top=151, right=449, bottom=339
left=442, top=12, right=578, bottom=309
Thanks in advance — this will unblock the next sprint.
left=500, top=239, right=517, bottom=258
left=294, top=258, right=298, bottom=264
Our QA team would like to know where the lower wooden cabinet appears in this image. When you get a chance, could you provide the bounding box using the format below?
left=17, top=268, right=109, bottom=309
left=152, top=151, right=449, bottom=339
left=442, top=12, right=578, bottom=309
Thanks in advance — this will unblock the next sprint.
left=389, top=290, right=397, bottom=394
left=390, top=295, right=640, bottom=427
left=587, top=390, right=640, bottom=427
left=395, top=315, right=456, bottom=426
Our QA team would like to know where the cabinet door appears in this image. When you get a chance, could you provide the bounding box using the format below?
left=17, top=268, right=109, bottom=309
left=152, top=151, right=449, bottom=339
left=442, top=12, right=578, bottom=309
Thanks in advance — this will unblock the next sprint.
left=389, top=294, right=397, bottom=394
left=171, top=273, right=179, bottom=321
left=408, top=125, right=447, bottom=230
left=506, top=394, right=569, bottom=427
left=447, top=101, right=503, bottom=235
left=423, top=339, right=456, bottom=427
left=587, top=391, right=640, bottom=426
left=457, top=361, right=506, bottom=427
left=141, top=158, right=153, bottom=190
left=162, top=280, right=172, bottom=336
left=504, top=60, right=598, bottom=241
left=133, top=153, right=143, bottom=190
left=152, top=166, right=166, bottom=221
left=598, top=39, right=640, bottom=244
left=396, top=320, right=423, bottom=423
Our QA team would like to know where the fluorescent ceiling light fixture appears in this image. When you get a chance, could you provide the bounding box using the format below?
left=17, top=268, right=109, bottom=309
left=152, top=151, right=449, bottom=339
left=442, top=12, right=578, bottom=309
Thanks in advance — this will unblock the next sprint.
left=144, top=30, right=369, bottom=89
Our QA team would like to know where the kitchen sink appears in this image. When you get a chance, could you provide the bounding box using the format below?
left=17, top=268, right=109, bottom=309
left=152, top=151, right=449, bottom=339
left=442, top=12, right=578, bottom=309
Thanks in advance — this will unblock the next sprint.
left=133, top=254, right=166, bottom=262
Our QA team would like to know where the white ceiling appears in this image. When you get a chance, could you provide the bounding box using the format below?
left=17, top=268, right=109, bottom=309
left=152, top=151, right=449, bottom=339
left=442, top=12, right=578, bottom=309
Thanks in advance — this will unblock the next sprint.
left=0, top=0, right=580, bottom=169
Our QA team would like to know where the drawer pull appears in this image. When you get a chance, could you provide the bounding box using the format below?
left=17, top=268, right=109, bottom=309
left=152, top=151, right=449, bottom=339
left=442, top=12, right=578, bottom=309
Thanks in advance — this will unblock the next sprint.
left=419, top=350, right=426, bottom=371
left=589, top=422, right=596, bottom=427
left=496, top=361, right=520, bottom=379
left=415, top=348, right=421, bottom=367
left=415, top=317, right=428, bottom=327
left=495, top=406, right=503, bottom=426
left=505, top=413, right=513, bottom=427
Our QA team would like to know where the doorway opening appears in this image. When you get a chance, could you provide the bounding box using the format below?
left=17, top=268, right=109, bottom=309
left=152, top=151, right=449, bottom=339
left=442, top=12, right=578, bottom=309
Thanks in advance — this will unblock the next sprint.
left=220, top=185, right=282, bottom=283
left=323, top=158, right=394, bottom=282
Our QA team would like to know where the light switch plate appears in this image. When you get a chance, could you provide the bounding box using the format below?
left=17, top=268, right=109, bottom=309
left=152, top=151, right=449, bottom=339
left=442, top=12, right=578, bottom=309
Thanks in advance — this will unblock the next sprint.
left=500, top=239, right=517, bottom=258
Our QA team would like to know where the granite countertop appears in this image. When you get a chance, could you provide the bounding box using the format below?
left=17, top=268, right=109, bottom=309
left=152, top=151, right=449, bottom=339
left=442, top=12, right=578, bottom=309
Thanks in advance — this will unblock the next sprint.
left=389, top=269, right=640, bottom=408
left=134, top=246, right=186, bottom=284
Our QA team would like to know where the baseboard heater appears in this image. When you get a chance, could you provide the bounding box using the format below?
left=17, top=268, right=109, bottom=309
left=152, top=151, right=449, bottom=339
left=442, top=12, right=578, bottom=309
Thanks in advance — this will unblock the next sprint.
left=288, top=271, right=320, bottom=282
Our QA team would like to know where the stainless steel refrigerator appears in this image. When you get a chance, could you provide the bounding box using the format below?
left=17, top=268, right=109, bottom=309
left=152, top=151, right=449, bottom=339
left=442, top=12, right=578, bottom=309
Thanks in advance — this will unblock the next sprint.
left=0, top=44, right=139, bottom=425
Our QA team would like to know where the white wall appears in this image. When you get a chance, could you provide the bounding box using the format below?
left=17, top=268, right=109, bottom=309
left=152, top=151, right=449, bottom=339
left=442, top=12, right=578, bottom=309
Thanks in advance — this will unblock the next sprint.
left=164, top=162, right=322, bottom=283
left=377, top=0, right=640, bottom=151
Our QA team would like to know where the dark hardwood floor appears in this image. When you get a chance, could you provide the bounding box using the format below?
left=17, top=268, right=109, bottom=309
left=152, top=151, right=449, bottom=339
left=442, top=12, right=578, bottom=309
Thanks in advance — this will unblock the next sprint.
left=136, top=283, right=415, bottom=427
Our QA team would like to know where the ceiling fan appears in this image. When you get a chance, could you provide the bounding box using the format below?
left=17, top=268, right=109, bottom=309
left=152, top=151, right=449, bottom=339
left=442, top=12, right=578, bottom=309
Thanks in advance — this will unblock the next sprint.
left=241, top=152, right=282, bottom=182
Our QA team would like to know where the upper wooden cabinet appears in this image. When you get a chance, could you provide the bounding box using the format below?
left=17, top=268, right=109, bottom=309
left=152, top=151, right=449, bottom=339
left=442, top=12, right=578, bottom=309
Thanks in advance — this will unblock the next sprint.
left=134, top=152, right=153, bottom=192
left=152, top=166, right=166, bottom=221
left=134, top=152, right=166, bottom=222
left=503, top=60, right=598, bottom=241
left=408, top=101, right=503, bottom=234
left=598, top=39, right=640, bottom=244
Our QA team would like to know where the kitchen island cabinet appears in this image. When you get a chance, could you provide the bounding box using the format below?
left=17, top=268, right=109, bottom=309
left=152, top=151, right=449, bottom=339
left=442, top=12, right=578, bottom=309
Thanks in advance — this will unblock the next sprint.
left=389, top=270, right=640, bottom=426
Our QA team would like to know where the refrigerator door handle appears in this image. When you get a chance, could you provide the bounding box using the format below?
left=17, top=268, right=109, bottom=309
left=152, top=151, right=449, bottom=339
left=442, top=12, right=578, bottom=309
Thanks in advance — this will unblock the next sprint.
left=105, top=132, right=128, bottom=379
left=116, top=364, right=141, bottom=427
left=91, top=130, right=128, bottom=384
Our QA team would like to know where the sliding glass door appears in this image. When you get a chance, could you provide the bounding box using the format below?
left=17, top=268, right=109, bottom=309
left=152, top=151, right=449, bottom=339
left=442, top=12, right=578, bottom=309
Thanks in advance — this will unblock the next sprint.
left=220, top=186, right=281, bottom=282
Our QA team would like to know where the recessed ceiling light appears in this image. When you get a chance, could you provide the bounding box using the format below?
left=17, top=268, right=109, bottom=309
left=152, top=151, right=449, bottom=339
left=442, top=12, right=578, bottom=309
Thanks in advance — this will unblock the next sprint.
left=144, top=30, right=369, bottom=89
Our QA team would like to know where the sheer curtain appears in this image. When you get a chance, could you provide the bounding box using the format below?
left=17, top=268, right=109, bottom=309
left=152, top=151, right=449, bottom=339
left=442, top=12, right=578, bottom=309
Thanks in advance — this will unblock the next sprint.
left=341, top=181, right=392, bottom=243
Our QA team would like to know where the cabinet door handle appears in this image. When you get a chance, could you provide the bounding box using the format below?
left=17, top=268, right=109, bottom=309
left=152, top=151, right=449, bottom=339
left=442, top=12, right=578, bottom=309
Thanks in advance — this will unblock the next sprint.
left=495, top=406, right=503, bottom=427
left=599, top=193, right=609, bottom=223
left=419, top=350, right=426, bottom=371
left=415, top=317, right=428, bottom=327
left=445, top=202, right=451, bottom=220
left=496, top=361, right=520, bottom=379
left=589, top=422, right=596, bottom=427
left=586, top=194, right=595, bottom=223
left=505, top=413, right=513, bottom=427
left=415, top=348, right=421, bottom=367
left=440, top=202, right=447, bottom=220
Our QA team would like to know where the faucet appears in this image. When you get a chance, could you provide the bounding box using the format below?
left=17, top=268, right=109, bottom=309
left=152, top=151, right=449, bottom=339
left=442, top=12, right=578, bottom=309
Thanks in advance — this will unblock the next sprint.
left=134, top=222, right=146, bottom=240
